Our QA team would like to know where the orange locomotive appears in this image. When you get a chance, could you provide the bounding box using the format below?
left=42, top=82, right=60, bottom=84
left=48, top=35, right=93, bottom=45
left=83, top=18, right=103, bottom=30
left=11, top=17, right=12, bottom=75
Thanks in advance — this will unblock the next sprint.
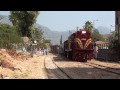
left=63, top=29, right=94, bottom=62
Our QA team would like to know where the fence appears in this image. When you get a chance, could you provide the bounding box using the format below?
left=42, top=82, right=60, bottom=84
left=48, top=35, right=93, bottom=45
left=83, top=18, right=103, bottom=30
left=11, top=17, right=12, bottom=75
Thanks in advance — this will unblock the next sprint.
left=96, top=43, right=119, bottom=61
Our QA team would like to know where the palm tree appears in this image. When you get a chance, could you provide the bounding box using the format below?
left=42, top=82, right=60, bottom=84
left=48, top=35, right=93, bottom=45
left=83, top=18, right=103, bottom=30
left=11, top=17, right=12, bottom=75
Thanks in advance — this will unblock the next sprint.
left=83, top=21, right=93, bottom=32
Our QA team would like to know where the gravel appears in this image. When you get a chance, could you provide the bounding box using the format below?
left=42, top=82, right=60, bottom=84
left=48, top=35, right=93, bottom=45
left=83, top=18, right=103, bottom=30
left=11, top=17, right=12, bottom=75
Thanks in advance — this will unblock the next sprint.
left=51, top=55, right=120, bottom=79
left=45, top=55, right=69, bottom=79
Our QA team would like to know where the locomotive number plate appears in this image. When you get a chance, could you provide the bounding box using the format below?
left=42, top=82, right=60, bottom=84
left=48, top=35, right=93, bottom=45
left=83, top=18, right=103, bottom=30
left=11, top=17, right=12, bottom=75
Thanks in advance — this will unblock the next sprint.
left=81, top=38, right=86, bottom=40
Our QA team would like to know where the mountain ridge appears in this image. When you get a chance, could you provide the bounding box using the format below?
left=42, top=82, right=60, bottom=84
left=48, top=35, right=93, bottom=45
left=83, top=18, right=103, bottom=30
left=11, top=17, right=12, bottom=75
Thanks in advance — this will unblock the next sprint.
left=0, top=15, right=111, bottom=45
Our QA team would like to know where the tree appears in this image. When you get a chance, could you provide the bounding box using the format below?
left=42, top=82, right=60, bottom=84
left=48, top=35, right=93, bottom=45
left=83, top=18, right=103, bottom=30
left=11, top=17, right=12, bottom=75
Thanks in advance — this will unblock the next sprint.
left=108, top=30, right=120, bottom=61
left=108, top=30, right=119, bottom=49
left=39, top=38, right=51, bottom=49
left=31, top=27, right=43, bottom=47
left=33, top=28, right=43, bottom=41
left=9, top=11, right=39, bottom=37
left=0, top=24, right=23, bottom=49
left=92, top=29, right=105, bottom=41
left=0, top=15, right=4, bottom=20
left=30, top=27, right=51, bottom=48
left=83, top=21, right=93, bottom=32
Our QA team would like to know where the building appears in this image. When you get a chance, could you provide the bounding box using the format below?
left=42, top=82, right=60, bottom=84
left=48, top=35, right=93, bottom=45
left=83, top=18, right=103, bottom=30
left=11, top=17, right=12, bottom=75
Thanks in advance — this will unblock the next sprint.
left=115, top=11, right=120, bottom=43
left=95, top=41, right=109, bottom=49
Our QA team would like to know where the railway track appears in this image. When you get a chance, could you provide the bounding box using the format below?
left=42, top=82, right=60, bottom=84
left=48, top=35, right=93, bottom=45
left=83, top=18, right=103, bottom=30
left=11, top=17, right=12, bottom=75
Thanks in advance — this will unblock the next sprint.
left=60, top=55, right=120, bottom=76
left=44, top=54, right=120, bottom=79
left=44, top=55, right=71, bottom=79
left=51, top=59, right=72, bottom=79
left=86, top=61, right=120, bottom=75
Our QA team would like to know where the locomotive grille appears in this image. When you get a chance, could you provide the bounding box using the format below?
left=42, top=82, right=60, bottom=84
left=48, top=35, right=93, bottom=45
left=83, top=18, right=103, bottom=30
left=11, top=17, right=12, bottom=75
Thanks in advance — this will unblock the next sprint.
left=75, top=38, right=92, bottom=49
left=84, top=38, right=92, bottom=49
left=75, top=38, right=83, bottom=49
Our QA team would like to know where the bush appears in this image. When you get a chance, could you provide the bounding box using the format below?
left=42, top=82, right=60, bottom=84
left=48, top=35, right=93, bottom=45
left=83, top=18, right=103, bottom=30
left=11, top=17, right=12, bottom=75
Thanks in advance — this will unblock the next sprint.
left=0, top=24, right=23, bottom=49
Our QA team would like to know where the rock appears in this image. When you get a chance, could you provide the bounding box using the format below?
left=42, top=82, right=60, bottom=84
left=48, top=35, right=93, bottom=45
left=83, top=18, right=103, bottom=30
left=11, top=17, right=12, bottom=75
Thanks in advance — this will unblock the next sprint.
left=1, top=60, right=16, bottom=71
left=0, top=74, right=3, bottom=79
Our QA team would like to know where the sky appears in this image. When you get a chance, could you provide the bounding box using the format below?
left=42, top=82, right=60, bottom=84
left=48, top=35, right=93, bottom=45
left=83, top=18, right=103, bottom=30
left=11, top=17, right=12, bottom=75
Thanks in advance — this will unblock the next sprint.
left=0, top=11, right=115, bottom=31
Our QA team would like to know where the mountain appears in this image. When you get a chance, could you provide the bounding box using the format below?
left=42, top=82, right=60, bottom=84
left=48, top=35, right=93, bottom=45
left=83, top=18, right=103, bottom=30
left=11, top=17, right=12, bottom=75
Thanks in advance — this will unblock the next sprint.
left=34, top=24, right=70, bottom=45
left=0, top=15, right=112, bottom=45
left=0, top=15, right=69, bottom=45
left=97, top=26, right=111, bottom=34
left=34, top=24, right=66, bottom=45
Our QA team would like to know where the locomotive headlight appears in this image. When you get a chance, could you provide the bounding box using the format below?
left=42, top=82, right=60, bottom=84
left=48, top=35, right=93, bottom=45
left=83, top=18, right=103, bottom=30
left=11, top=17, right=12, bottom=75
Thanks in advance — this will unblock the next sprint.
left=82, top=31, right=86, bottom=34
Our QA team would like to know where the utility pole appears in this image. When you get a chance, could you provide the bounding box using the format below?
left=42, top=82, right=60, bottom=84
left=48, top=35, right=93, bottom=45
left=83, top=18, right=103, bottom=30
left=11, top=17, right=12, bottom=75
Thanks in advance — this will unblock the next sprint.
left=77, top=26, right=79, bottom=31
left=115, top=11, right=120, bottom=61
left=117, top=23, right=120, bottom=43
left=115, top=11, right=120, bottom=43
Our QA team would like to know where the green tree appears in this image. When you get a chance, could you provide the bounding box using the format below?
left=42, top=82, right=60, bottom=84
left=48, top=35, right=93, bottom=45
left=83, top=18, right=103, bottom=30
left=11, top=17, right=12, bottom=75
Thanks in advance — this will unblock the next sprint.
left=30, top=27, right=51, bottom=48
left=38, top=38, right=51, bottom=49
left=108, top=30, right=119, bottom=49
left=9, top=11, right=39, bottom=37
left=0, top=24, right=23, bottom=49
left=83, top=21, right=93, bottom=32
left=108, top=30, right=120, bottom=60
left=0, top=16, right=3, bottom=20
left=92, top=29, right=105, bottom=41
left=33, top=28, right=43, bottom=41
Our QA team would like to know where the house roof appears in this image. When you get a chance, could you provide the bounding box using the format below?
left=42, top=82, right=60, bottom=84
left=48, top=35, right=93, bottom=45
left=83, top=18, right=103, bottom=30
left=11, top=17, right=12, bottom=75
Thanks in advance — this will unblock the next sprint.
left=96, top=41, right=108, bottom=44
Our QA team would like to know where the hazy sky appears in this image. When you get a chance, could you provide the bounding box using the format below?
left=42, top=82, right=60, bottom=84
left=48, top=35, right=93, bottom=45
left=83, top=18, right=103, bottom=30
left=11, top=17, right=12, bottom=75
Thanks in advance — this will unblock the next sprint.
left=0, top=11, right=115, bottom=31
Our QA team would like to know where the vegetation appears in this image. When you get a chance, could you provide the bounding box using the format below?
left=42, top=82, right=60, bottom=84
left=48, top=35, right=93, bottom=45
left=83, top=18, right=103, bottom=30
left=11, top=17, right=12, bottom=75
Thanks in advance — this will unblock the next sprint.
left=0, top=16, right=3, bottom=20
left=83, top=21, right=93, bottom=32
left=1, top=12, right=51, bottom=51
left=108, top=30, right=120, bottom=51
left=9, top=11, right=51, bottom=48
left=9, top=11, right=39, bottom=37
left=92, top=29, right=105, bottom=41
left=83, top=21, right=104, bottom=41
left=0, top=24, right=23, bottom=49
left=30, top=27, right=51, bottom=48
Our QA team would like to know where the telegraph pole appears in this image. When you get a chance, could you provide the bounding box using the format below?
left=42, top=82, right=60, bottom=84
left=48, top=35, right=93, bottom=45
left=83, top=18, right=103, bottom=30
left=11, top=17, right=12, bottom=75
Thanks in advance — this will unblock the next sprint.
left=77, top=27, right=79, bottom=31
left=115, top=11, right=120, bottom=61
left=118, top=25, right=120, bottom=44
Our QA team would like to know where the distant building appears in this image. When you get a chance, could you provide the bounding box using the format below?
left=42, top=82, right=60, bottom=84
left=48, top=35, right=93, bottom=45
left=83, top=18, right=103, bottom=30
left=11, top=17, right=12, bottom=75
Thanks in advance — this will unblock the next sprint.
left=95, top=41, right=109, bottom=49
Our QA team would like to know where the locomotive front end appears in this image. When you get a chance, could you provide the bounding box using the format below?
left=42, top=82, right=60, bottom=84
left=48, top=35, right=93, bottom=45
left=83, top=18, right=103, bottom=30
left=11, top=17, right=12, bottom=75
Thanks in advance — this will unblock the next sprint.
left=72, top=30, right=94, bottom=62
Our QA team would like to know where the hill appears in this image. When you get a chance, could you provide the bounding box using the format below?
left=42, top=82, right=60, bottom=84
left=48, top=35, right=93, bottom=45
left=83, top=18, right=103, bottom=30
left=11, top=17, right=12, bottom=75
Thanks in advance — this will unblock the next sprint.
left=0, top=15, right=112, bottom=45
left=0, top=15, right=70, bottom=45
left=97, top=26, right=111, bottom=34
